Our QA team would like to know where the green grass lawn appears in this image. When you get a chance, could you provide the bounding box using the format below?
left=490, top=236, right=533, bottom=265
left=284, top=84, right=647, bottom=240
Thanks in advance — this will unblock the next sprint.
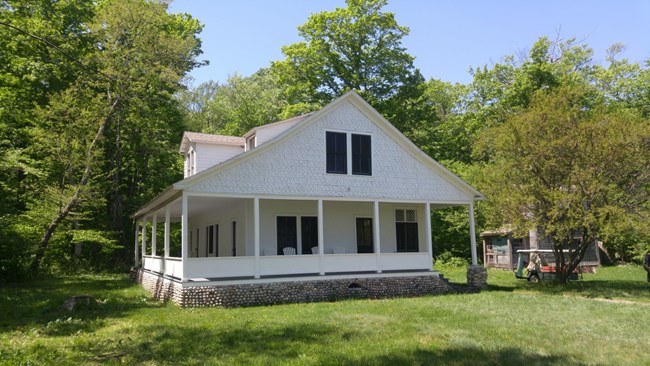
left=1, top=266, right=648, bottom=365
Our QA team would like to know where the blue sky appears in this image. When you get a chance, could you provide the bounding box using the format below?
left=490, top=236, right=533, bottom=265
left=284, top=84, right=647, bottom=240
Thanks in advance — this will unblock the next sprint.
left=168, top=0, right=650, bottom=87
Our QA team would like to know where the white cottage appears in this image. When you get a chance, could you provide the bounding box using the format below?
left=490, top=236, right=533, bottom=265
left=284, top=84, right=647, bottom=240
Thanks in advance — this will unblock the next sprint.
left=132, top=91, right=483, bottom=307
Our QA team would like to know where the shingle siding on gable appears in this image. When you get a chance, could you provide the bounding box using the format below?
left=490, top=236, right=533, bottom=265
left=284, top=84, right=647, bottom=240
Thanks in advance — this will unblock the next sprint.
left=188, top=101, right=472, bottom=202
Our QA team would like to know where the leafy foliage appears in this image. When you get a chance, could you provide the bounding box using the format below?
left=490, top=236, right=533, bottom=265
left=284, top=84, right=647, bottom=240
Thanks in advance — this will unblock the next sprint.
left=0, top=0, right=203, bottom=277
left=475, top=85, right=650, bottom=282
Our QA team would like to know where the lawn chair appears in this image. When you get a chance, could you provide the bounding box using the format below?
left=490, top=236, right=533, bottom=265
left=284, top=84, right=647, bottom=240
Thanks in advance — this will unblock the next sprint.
left=282, top=247, right=296, bottom=255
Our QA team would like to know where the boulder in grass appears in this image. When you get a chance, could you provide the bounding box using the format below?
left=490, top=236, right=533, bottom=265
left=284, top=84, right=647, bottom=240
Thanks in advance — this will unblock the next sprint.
left=61, top=295, right=97, bottom=311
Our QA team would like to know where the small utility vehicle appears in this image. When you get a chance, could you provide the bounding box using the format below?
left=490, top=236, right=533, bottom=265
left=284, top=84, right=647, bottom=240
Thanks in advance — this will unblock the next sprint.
left=514, top=249, right=580, bottom=282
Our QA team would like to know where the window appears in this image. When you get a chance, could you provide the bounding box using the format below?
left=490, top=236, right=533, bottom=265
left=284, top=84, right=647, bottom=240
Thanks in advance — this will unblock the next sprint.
left=356, top=218, right=374, bottom=253
left=276, top=216, right=318, bottom=255
left=326, top=132, right=347, bottom=174
left=205, top=224, right=219, bottom=257
left=395, top=209, right=419, bottom=252
left=246, top=134, right=256, bottom=151
left=352, top=134, right=371, bottom=175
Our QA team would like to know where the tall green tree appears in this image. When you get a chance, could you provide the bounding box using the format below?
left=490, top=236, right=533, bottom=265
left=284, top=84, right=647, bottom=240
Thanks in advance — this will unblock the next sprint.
left=179, top=69, right=288, bottom=136
left=5, top=0, right=205, bottom=273
left=475, top=85, right=650, bottom=282
left=271, top=0, right=421, bottom=113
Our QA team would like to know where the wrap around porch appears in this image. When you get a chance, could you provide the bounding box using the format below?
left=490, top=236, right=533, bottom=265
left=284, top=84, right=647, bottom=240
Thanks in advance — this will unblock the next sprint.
left=134, top=193, right=479, bottom=282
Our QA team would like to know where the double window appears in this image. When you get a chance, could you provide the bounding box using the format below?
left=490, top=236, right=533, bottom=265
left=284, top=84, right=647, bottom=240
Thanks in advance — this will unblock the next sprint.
left=326, top=132, right=371, bottom=175
left=276, top=216, right=318, bottom=255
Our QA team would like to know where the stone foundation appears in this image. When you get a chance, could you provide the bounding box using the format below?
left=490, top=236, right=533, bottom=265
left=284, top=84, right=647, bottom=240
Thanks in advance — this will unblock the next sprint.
left=131, top=268, right=454, bottom=308
left=466, top=265, right=488, bottom=289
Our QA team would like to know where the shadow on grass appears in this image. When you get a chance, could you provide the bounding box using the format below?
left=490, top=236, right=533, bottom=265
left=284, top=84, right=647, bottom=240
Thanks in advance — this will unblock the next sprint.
left=59, top=321, right=584, bottom=365
left=71, top=322, right=343, bottom=364
left=328, top=347, right=586, bottom=366
left=523, top=279, right=650, bottom=302
left=0, top=274, right=163, bottom=334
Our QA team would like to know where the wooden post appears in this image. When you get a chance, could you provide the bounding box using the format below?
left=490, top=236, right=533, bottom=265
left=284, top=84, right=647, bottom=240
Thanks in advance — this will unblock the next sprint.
left=254, top=197, right=260, bottom=279
left=164, top=205, right=170, bottom=258
left=318, top=199, right=324, bottom=275
left=374, top=201, right=382, bottom=273
left=181, top=192, right=188, bottom=281
left=141, top=218, right=147, bottom=259
left=151, top=214, right=157, bottom=257
left=425, top=202, right=433, bottom=270
left=469, top=202, right=478, bottom=265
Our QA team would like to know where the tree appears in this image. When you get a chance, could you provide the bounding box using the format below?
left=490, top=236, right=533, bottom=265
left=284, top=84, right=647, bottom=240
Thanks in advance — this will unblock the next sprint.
left=271, top=0, right=420, bottom=112
left=475, top=85, right=650, bottom=282
left=178, top=69, right=288, bottom=136
left=18, top=0, right=204, bottom=272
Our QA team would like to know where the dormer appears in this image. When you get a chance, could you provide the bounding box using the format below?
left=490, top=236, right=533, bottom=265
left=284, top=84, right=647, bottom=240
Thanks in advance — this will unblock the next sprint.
left=242, top=113, right=312, bottom=151
left=179, top=132, right=245, bottom=178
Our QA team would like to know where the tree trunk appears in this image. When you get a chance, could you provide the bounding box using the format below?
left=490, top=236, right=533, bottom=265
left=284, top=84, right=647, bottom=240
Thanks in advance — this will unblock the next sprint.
left=29, top=98, right=121, bottom=272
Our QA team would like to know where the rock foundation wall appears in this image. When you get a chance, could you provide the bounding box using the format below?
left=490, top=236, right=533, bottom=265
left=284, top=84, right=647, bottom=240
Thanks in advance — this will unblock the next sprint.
left=131, top=268, right=453, bottom=308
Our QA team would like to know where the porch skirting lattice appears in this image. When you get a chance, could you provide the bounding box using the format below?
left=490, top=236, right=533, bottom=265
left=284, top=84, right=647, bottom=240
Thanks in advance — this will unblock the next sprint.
left=131, top=268, right=453, bottom=308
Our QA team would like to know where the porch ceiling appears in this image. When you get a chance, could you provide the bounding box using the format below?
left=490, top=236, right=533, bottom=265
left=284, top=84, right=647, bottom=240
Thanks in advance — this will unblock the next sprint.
left=147, top=196, right=248, bottom=221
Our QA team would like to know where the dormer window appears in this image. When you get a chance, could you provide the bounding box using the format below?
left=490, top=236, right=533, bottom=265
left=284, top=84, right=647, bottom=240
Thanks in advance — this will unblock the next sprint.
left=246, top=135, right=256, bottom=151
left=188, top=149, right=196, bottom=176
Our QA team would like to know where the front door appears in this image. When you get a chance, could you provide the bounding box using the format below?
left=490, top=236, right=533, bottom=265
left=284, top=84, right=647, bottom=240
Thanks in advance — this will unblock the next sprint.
left=301, top=216, right=318, bottom=254
left=277, top=216, right=297, bottom=255
left=356, top=217, right=374, bottom=253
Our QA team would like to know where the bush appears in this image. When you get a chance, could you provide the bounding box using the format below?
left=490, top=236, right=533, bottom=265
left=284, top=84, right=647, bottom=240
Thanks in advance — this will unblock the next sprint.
left=435, top=251, right=469, bottom=267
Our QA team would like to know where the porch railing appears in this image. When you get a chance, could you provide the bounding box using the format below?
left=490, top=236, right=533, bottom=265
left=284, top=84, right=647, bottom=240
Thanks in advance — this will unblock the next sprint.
left=144, top=252, right=432, bottom=280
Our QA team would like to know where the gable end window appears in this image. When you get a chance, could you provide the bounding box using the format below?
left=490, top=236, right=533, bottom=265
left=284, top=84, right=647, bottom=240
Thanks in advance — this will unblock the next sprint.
left=352, top=134, right=371, bottom=175
left=326, top=131, right=347, bottom=174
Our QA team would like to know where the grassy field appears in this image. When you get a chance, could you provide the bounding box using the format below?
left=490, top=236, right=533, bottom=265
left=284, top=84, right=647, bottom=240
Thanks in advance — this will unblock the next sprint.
left=1, top=266, right=648, bottom=365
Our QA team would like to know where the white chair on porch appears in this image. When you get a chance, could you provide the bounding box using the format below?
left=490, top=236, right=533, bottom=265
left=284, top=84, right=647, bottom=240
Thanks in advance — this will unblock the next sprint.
left=282, top=247, right=296, bottom=255
left=311, top=246, right=319, bottom=254
left=333, top=247, right=346, bottom=254
left=263, top=247, right=276, bottom=256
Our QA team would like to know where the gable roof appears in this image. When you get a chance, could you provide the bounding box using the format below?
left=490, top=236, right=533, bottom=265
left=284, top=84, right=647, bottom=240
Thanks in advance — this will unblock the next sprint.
left=133, top=91, right=483, bottom=219
left=179, top=132, right=245, bottom=154
left=175, top=91, right=483, bottom=200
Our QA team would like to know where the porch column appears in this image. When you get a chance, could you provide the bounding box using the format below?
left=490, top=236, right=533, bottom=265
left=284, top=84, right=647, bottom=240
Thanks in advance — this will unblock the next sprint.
left=373, top=200, right=381, bottom=274
left=141, top=218, right=147, bottom=258
left=318, top=199, right=324, bottom=275
left=181, top=192, right=188, bottom=281
left=163, top=205, right=170, bottom=276
left=151, top=214, right=157, bottom=257
left=254, top=197, right=260, bottom=279
left=469, top=202, right=478, bottom=265
left=134, top=221, right=139, bottom=267
left=425, top=202, right=433, bottom=270
left=164, top=205, right=170, bottom=258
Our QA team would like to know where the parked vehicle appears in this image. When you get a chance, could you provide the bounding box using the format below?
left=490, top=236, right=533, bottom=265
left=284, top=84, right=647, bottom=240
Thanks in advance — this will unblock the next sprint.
left=514, top=249, right=581, bottom=282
